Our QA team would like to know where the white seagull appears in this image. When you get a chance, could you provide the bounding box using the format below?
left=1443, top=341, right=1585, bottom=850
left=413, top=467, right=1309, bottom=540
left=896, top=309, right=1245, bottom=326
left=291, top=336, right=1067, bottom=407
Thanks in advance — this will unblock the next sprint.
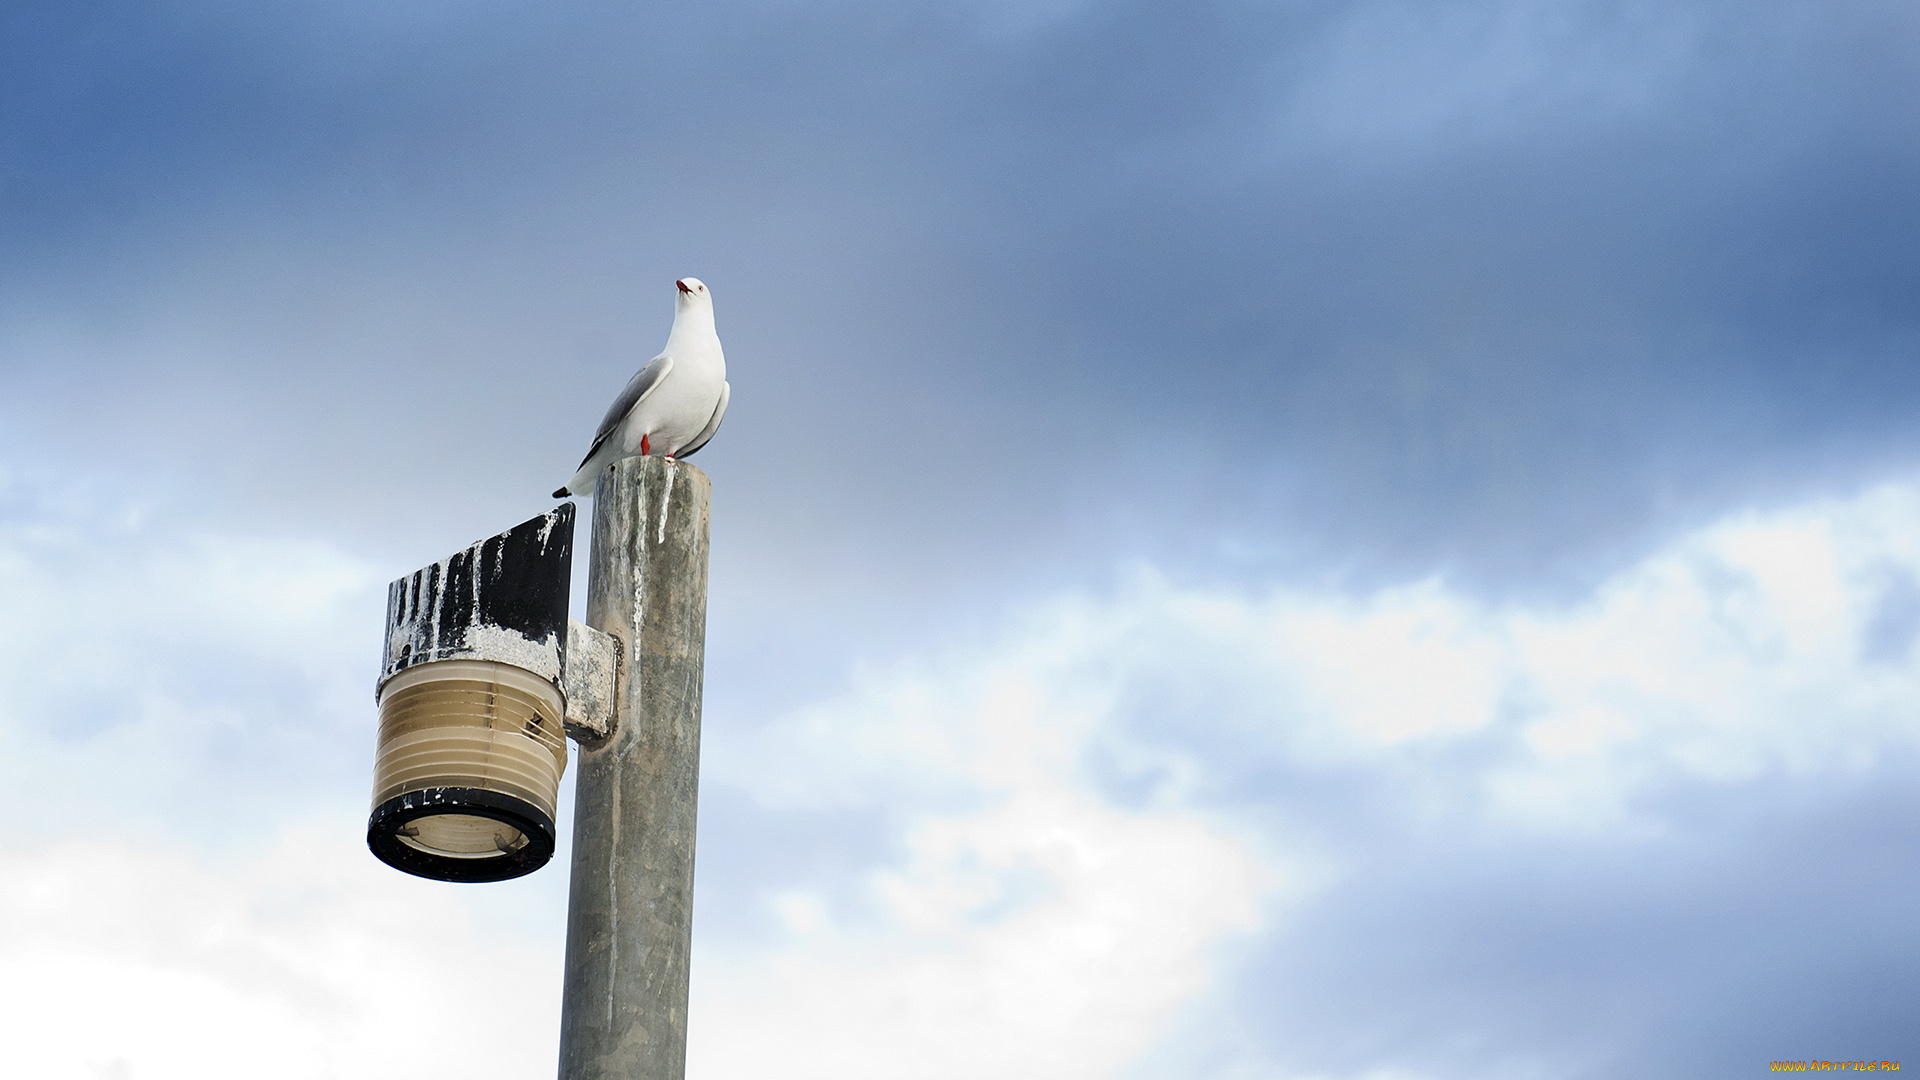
left=553, top=277, right=730, bottom=498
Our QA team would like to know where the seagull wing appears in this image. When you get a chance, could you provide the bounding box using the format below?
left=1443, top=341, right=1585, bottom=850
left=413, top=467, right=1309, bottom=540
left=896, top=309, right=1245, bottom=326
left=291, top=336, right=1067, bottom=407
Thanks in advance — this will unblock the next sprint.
left=576, top=354, right=673, bottom=469
left=676, top=381, right=730, bottom=459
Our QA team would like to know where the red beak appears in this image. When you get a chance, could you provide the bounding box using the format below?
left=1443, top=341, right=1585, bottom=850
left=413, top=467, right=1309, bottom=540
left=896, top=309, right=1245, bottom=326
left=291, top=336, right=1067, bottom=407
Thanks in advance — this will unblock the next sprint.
left=677, top=280, right=693, bottom=294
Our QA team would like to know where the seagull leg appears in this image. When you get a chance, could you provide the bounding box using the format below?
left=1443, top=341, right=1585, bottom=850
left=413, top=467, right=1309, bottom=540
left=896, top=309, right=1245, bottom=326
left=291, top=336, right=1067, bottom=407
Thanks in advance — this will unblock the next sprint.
left=641, top=434, right=651, bottom=456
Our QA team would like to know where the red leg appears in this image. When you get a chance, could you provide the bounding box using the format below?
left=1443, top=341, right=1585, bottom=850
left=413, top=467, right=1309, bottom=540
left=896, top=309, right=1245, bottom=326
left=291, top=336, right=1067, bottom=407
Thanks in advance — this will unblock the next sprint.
left=641, top=433, right=651, bottom=456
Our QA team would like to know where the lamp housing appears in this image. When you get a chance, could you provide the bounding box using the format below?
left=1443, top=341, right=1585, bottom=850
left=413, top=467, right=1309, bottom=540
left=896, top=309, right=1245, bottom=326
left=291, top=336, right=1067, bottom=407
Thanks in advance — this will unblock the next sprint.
left=369, top=505, right=575, bottom=883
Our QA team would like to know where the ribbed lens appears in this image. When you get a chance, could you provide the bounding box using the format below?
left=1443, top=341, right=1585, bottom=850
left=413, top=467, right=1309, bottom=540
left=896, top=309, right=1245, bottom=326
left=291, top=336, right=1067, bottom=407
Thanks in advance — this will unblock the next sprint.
left=366, top=660, right=568, bottom=882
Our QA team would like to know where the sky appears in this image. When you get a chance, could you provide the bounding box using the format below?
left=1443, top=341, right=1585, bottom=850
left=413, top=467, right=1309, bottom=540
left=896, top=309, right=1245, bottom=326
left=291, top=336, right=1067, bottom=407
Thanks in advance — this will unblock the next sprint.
left=2, top=0, right=1918, bottom=1076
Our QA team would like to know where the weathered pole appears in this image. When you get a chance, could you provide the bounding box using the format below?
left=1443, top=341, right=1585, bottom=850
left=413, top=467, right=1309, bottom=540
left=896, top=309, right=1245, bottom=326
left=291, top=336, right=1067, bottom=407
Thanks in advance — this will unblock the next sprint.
left=558, top=455, right=711, bottom=1080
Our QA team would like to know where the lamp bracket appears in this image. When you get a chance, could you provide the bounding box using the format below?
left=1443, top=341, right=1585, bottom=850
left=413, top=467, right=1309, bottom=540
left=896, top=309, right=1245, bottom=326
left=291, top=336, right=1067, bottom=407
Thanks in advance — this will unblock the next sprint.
left=564, top=619, right=619, bottom=742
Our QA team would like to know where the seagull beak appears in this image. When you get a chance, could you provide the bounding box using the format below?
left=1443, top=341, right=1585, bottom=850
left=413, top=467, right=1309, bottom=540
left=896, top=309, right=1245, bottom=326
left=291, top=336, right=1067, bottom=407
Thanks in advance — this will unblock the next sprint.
left=677, top=280, right=693, bottom=294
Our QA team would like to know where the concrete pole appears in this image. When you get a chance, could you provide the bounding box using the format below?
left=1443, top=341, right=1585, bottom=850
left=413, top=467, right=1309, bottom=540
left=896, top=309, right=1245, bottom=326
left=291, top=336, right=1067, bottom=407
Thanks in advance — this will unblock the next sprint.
left=558, top=455, right=711, bottom=1080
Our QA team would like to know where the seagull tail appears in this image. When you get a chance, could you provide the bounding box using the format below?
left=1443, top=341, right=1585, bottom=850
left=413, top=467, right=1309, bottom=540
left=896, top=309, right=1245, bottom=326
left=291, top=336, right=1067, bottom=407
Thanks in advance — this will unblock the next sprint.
left=551, top=487, right=571, bottom=499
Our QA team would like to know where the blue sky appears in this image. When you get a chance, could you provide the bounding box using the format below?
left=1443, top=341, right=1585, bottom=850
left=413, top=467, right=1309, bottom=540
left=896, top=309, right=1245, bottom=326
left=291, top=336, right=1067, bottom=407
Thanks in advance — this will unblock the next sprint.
left=3, top=1, right=1918, bottom=1077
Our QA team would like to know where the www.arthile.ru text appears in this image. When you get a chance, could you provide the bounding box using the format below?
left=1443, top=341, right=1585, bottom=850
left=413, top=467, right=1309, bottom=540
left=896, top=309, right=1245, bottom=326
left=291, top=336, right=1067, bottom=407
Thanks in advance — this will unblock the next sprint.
left=1770, top=1063, right=1900, bottom=1072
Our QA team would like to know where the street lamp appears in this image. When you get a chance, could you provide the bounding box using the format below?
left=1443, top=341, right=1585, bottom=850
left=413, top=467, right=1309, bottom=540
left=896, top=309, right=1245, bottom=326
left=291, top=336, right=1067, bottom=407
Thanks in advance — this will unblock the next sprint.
left=366, top=456, right=709, bottom=1079
left=368, top=504, right=576, bottom=883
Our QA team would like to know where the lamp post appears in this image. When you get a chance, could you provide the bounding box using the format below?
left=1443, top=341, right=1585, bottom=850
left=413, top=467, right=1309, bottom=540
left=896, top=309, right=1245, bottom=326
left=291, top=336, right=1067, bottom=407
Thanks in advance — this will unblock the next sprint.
left=367, top=456, right=711, bottom=1080
left=559, top=455, right=711, bottom=1080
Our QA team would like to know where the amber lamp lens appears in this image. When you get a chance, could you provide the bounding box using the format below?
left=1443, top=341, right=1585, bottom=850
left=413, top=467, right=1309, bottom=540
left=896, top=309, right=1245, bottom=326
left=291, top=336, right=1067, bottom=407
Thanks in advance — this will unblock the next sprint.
left=366, top=659, right=568, bottom=883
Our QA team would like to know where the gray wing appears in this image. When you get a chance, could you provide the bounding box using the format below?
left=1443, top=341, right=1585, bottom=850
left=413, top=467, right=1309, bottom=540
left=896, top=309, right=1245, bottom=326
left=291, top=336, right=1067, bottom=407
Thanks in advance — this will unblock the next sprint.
left=676, top=381, right=730, bottom=459
left=576, top=355, right=673, bottom=468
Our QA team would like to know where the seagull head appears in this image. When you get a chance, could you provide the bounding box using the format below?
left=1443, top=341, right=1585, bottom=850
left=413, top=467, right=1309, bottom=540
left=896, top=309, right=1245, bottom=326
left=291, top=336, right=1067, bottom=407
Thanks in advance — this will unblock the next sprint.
left=674, top=277, right=711, bottom=310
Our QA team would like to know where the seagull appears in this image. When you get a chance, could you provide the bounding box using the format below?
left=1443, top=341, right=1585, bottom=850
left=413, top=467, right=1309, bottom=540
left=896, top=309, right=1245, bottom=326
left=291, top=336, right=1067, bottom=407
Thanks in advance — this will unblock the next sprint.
left=552, top=277, right=731, bottom=498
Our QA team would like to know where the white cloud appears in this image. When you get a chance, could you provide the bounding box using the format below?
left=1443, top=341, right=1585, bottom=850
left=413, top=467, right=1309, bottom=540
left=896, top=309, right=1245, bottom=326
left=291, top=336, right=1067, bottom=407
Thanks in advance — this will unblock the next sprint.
left=0, top=471, right=384, bottom=836
left=0, top=831, right=561, bottom=1080
left=7, top=469, right=1920, bottom=1078
left=693, top=786, right=1272, bottom=1080
left=704, top=479, right=1920, bottom=1076
left=697, top=592, right=1285, bottom=1079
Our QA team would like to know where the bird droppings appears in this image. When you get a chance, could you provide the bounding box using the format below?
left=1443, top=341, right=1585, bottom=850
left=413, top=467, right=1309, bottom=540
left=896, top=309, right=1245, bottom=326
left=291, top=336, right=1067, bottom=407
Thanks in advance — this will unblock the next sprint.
left=658, top=466, right=675, bottom=546
left=379, top=504, right=576, bottom=696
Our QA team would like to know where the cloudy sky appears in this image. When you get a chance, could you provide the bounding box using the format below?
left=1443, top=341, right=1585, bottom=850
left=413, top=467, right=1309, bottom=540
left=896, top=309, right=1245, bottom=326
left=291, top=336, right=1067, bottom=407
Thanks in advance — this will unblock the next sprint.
left=3, top=0, right=1919, bottom=1076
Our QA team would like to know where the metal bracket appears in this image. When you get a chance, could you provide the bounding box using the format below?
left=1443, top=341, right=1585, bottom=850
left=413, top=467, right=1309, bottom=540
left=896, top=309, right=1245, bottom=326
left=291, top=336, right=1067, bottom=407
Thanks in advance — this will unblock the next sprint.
left=563, top=619, right=619, bottom=742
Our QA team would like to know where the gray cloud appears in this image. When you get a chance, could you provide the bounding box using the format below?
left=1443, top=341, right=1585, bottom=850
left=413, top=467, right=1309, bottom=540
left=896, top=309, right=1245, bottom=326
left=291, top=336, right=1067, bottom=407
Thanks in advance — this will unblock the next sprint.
left=5, top=5, right=1920, bottom=1073
left=6, top=2, right=1918, bottom=619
